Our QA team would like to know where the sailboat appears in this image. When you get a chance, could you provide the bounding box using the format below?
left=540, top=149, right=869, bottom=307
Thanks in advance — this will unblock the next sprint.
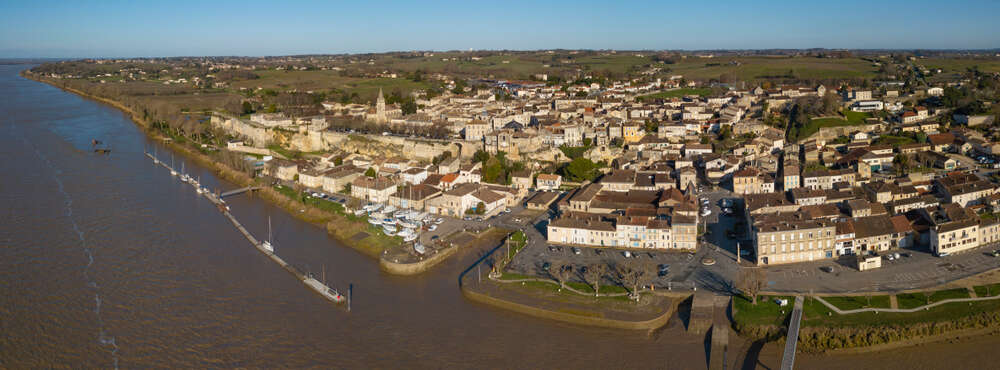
left=169, top=155, right=177, bottom=176
left=261, top=216, right=274, bottom=253
left=180, top=162, right=191, bottom=183
left=321, top=265, right=346, bottom=303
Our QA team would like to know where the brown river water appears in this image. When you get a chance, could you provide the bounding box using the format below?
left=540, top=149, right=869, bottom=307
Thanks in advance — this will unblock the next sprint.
left=1, top=64, right=998, bottom=368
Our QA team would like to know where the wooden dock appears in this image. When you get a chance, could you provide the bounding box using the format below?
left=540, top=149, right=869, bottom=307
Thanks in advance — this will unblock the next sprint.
left=143, top=151, right=346, bottom=307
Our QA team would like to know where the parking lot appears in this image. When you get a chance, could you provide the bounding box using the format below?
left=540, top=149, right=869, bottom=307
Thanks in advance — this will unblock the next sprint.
left=763, top=243, right=1000, bottom=293
left=506, top=241, right=718, bottom=290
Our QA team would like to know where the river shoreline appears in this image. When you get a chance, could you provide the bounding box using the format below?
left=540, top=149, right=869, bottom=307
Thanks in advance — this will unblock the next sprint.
left=20, top=71, right=445, bottom=275
left=23, top=71, right=1000, bottom=360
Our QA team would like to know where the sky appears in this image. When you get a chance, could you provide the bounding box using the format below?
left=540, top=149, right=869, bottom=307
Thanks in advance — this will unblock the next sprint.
left=1, top=0, right=998, bottom=58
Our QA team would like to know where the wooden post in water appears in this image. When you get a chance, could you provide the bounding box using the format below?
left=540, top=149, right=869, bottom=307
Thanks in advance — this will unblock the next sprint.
left=348, top=284, right=353, bottom=312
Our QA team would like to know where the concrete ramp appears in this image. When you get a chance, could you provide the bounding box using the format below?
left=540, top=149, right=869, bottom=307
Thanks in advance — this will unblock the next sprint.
left=688, top=292, right=714, bottom=334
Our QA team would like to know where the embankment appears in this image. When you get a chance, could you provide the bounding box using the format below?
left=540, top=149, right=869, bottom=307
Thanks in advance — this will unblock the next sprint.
left=379, top=243, right=460, bottom=275
left=461, top=285, right=679, bottom=330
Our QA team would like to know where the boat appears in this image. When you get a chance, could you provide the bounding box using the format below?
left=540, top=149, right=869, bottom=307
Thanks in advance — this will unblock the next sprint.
left=303, top=275, right=346, bottom=304
left=261, top=216, right=274, bottom=253
left=382, top=225, right=397, bottom=235
left=353, top=209, right=366, bottom=216
left=403, top=234, right=417, bottom=242
left=414, top=243, right=426, bottom=254
left=382, top=218, right=396, bottom=225
left=170, top=155, right=177, bottom=176
left=367, top=217, right=382, bottom=225
left=383, top=205, right=396, bottom=213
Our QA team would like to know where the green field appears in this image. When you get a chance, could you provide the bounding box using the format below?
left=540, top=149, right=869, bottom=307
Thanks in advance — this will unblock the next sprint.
left=919, top=57, right=1000, bottom=74
left=229, top=70, right=432, bottom=101
left=636, top=88, right=712, bottom=101
left=974, top=284, right=1000, bottom=297
left=896, top=292, right=929, bottom=309
left=666, top=56, right=879, bottom=81
left=842, top=109, right=871, bottom=124
left=823, top=295, right=891, bottom=310
left=733, top=295, right=794, bottom=327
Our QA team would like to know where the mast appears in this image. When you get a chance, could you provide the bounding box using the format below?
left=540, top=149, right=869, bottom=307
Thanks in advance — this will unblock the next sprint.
left=268, top=216, right=272, bottom=244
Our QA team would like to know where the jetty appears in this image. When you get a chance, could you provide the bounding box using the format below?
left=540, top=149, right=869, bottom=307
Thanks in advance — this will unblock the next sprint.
left=220, top=186, right=261, bottom=198
left=143, top=151, right=346, bottom=307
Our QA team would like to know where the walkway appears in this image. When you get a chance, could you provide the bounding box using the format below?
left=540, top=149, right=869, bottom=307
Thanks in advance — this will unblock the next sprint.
left=220, top=186, right=261, bottom=198
left=780, top=296, right=804, bottom=370
left=814, top=293, right=1000, bottom=314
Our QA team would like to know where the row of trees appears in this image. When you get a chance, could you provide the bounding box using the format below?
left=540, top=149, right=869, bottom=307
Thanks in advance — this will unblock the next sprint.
left=546, top=260, right=653, bottom=301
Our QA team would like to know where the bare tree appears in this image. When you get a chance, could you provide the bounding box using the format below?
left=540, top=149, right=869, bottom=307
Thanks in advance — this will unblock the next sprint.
left=583, top=263, right=608, bottom=297
left=549, top=261, right=572, bottom=290
left=616, top=260, right=653, bottom=301
left=736, top=268, right=767, bottom=305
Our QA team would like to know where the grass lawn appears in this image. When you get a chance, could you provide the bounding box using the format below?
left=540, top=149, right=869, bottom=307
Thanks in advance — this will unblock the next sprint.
left=266, top=144, right=302, bottom=159
left=497, top=273, right=634, bottom=302
left=733, top=295, right=794, bottom=327
left=804, top=297, right=1000, bottom=328
left=636, top=88, right=712, bottom=101
left=927, top=288, right=971, bottom=302
left=823, top=295, right=891, bottom=310
left=974, top=283, right=1000, bottom=297
left=896, top=292, right=929, bottom=309
left=791, top=116, right=865, bottom=142
left=842, top=109, right=871, bottom=124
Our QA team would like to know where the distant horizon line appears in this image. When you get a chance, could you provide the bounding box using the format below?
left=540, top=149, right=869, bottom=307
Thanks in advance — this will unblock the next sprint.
left=3, top=47, right=1000, bottom=61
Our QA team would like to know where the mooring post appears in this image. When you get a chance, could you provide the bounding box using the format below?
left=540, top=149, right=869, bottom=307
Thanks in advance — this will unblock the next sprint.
left=348, top=283, right=353, bottom=312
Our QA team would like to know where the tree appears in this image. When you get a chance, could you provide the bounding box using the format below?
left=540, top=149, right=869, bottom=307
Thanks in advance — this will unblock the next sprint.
left=475, top=201, right=486, bottom=215
left=562, top=157, right=599, bottom=182
left=893, top=154, right=910, bottom=175
left=583, top=263, right=608, bottom=297
left=737, top=268, right=766, bottom=305
left=451, top=79, right=468, bottom=95
left=364, top=167, right=376, bottom=178
left=616, top=260, right=653, bottom=301
left=401, top=99, right=418, bottom=115
left=242, top=101, right=254, bottom=115
left=334, top=156, right=343, bottom=166
left=549, top=261, right=572, bottom=290
left=483, top=157, right=504, bottom=184
left=473, top=149, right=490, bottom=164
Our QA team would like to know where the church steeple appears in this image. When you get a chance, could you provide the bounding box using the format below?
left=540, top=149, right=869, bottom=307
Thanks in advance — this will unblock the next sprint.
left=373, top=87, right=388, bottom=123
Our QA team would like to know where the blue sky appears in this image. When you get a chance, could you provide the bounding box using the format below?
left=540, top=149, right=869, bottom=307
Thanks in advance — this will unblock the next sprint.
left=1, top=0, right=998, bottom=58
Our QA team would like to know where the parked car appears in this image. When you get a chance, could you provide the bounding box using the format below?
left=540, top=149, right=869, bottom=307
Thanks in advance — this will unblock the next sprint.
left=657, top=264, right=670, bottom=276
left=572, top=247, right=581, bottom=255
